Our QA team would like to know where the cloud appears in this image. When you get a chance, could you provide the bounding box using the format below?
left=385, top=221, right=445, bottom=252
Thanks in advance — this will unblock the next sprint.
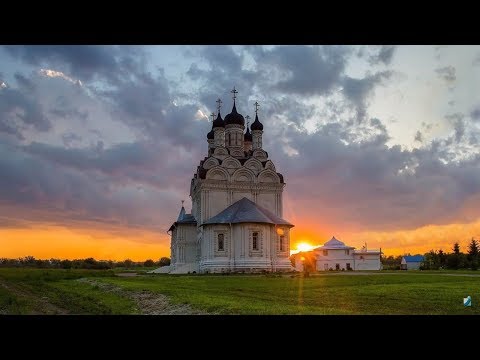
left=342, top=71, right=393, bottom=121
left=368, top=46, right=396, bottom=65
left=40, top=69, right=82, bottom=86
left=435, top=66, right=456, bottom=83
left=0, top=86, right=51, bottom=139
left=414, top=131, right=423, bottom=142
left=276, top=123, right=480, bottom=232
left=471, top=106, right=480, bottom=122
left=2, top=45, right=145, bottom=84
left=251, top=45, right=350, bottom=96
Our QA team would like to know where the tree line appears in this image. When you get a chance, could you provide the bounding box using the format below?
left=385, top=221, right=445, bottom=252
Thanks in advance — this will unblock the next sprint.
left=382, top=238, right=479, bottom=270
left=0, top=256, right=171, bottom=270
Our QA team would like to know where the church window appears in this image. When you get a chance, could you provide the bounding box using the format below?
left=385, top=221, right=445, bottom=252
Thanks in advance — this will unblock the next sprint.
left=218, top=234, right=224, bottom=251
left=279, top=235, right=285, bottom=251
left=335, top=263, right=340, bottom=270
left=323, top=250, right=328, bottom=256
left=346, top=263, right=351, bottom=270
left=345, top=249, right=350, bottom=255
left=252, top=232, right=259, bottom=250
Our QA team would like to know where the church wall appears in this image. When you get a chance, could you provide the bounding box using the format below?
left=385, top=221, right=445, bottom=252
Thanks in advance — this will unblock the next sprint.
left=232, top=191, right=253, bottom=203
left=257, top=192, right=277, bottom=215
left=171, top=224, right=199, bottom=273
left=205, top=190, right=229, bottom=221
left=199, top=223, right=292, bottom=273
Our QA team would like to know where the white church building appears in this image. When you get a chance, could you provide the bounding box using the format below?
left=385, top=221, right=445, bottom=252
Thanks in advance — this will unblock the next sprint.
left=293, top=237, right=382, bottom=271
left=164, top=88, right=294, bottom=274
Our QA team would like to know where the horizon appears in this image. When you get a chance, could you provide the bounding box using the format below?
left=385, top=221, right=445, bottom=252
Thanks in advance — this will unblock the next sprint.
left=1, top=45, right=480, bottom=261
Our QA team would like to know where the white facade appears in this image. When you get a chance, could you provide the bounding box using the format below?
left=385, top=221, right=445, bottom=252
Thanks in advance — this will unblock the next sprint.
left=166, top=93, right=294, bottom=274
left=293, top=237, right=382, bottom=271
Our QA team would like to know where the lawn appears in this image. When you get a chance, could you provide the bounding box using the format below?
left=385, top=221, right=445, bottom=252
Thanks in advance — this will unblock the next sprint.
left=1, top=268, right=479, bottom=314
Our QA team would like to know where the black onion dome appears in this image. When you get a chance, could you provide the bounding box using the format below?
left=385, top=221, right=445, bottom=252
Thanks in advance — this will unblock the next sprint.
left=207, top=128, right=214, bottom=139
left=212, top=112, right=225, bottom=128
left=244, top=126, right=252, bottom=142
left=251, top=113, right=263, bottom=131
left=224, top=103, right=245, bottom=126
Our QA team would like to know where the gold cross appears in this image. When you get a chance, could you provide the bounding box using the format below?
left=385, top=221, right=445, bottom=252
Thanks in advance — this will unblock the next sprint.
left=216, top=98, right=222, bottom=113
left=231, top=86, right=238, bottom=101
left=254, top=101, right=260, bottom=114
left=245, top=115, right=250, bottom=127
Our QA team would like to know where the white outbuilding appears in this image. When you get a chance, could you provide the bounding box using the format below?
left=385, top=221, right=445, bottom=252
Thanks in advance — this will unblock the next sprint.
left=293, top=236, right=382, bottom=271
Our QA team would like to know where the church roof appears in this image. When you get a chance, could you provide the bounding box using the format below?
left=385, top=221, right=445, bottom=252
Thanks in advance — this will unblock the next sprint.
left=403, top=255, right=424, bottom=263
left=251, top=113, right=263, bottom=131
left=169, top=205, right=197, bottom=231
left=212, top=111, right=225, bottom=128
left=202, top=197, right=293, bottom=227
left=224, top=102, right=245, bottom=126
left=317, top=236, right=355, bottom=250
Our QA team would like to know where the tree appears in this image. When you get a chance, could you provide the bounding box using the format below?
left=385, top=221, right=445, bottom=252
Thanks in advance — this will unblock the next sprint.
left=468, top=238, right=479, bottom=270
left=438, top=250, right=446, bottom=268
left=158, top=257, right=171, bottom=267
left=144, top=259, right=155, bottom=267
left=123, top=259, right=134, bottom=268
left=453, top=242, right=460, bottom=255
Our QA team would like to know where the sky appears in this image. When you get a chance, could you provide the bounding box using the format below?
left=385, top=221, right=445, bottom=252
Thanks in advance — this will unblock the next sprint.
left=1, top=45, right=480, bottom=261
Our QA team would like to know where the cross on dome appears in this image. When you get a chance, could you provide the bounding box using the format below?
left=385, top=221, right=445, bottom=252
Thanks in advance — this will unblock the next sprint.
left=231, top=86, right=238, bottom=101
left=254, top=101, right=260, bottom=114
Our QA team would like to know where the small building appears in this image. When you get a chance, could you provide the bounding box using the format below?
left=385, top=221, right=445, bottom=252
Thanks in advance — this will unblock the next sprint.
left=293, top=236, right=382, bottom=271
left=400, top=255, right=424, bottom=270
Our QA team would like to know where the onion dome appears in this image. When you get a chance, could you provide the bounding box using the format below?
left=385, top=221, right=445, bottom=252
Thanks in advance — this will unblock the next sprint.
left=224, top=102, right=245, bottom=126
left=207, top=128, right=214, bottom=140
left=250, top=113, right=263, bottom=131
left=244, top=126, right=252, bottom=142
left=212, top=112, right=225, bottom=128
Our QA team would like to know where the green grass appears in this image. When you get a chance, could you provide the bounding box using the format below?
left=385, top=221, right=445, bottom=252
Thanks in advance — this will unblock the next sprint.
left=1, top=268, right=479, bottom=314
left=0, top=268, right=137, bottom=314
left=98, top=273, right=480, bottom=315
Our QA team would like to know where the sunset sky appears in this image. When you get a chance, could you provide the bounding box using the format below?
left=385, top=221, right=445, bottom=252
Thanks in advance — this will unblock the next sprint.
left=1, top=45, right=480, bottom=261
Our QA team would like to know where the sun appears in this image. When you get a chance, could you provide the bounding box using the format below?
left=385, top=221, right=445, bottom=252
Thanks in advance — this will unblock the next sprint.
left=297, top=242, right=315, bottom=252
left=290, top=242, right=321, bottom=255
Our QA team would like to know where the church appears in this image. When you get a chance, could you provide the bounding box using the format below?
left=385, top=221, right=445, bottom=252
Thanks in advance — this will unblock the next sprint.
left=167, top=88, right=294, bottom=274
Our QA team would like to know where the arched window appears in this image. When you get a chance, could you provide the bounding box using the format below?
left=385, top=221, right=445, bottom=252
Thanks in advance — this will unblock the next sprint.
left=218, top=233, right=224, bottom=251
left=279, top=235, right=285, bottom=251
left=252, top=232, right=259, bottom=250
left=228, top=133, right=232, bottom=146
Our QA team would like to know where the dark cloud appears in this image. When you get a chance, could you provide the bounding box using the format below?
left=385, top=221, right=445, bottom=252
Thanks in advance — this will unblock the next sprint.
left=0, top=86, right=51, bottom=139
left=0, top=140, right=191, bottom=231
left=368, top=46, right=396, bottom=65
left=269, top=122, right=480, bottom=232
left=14, top=72, right=36, bottom=92
left=252, top=45, right=350, bottom=96
left=435, top=66, right=456, bottom=83
left=2, top=45, right=145, bottom=84
left=1, top=44, right=479, bottom=239
left=61, top=133, right=82, bottom=147
left=414, top=131, right=423, bottom=143
left=445, top=113, right=465, bottom=143
left=470, top=106, right=480, bottom=122
left=342, top=71, right=393, bottom=121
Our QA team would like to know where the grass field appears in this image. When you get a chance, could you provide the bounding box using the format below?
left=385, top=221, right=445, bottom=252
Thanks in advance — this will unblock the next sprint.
left=1, top=268, right=479, bottom=314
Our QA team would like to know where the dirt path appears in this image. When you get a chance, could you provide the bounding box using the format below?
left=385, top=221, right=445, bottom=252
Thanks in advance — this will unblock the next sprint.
left=77, top=278, right=208, bottom=315
left=0, top=279, right=68, bottom=315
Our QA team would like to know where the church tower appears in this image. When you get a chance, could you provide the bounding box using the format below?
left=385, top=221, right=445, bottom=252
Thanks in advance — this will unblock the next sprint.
left=168, top=87, right=294, bottom=274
